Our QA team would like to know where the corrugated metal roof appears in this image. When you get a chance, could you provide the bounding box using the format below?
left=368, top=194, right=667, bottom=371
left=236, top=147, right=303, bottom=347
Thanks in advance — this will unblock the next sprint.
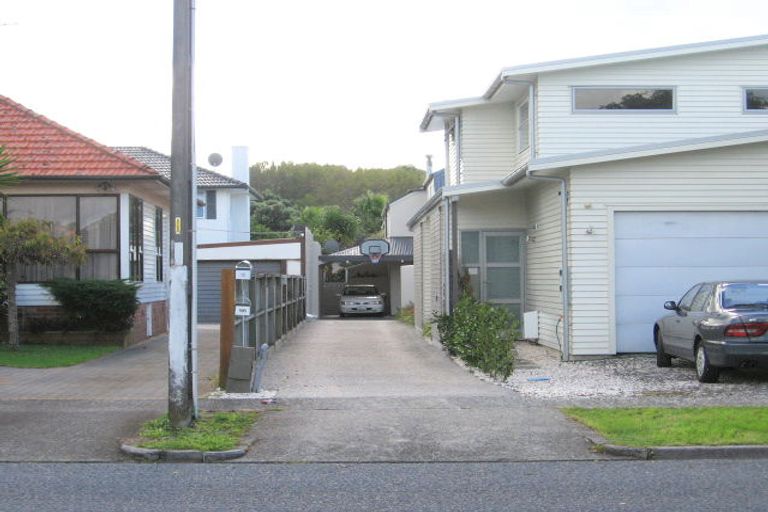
left=113, top=146, right=259, bottom=197
left=320, top=237, right=413, bottom=263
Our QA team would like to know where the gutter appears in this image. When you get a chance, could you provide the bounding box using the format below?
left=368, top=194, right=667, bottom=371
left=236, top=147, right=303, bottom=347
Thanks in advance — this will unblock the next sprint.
left=502, top=78, right=571, bottom=362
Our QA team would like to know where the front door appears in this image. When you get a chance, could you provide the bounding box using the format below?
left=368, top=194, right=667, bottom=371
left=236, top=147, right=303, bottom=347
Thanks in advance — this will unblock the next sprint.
left=460, top=231, right=523, bottom=321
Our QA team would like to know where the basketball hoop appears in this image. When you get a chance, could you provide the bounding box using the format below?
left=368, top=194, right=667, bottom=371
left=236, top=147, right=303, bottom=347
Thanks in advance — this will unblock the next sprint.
left=360, top=239, right=390, bottom=265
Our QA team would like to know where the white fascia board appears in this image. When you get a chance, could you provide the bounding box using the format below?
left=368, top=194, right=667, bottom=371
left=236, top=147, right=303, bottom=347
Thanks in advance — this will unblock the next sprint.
left=441, top=181, right=507, bottom=197
left=500, top=33, right=768, bottom=79
left=420, top=96, right=488, bottom=131
left=529, top=129, right=768, bottom=171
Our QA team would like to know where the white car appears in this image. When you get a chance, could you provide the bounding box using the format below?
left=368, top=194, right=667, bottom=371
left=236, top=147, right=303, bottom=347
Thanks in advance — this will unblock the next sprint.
left=339, top=285, right=386, bottom=317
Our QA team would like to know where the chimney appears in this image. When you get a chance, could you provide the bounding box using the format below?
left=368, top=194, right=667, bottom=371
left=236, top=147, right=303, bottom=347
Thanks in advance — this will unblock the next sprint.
left=231, top=146, right=249, bottom=184
left=426, top=154, right=433, bottom=174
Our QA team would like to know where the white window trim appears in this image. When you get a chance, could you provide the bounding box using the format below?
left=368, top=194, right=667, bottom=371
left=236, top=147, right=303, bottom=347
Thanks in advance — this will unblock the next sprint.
left=743, top=86, right=768, bottom=114
left=517, top=101, right=530, bottom=153
left=571, top=85, right=678, bottom=114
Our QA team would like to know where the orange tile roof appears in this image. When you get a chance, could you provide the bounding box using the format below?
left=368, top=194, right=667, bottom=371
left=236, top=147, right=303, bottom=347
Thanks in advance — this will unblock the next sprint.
left=0, top=95, right=162, bottom=179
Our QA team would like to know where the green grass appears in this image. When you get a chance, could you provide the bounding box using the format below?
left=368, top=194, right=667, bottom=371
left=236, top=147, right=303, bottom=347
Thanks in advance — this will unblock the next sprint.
left=138, top=412, right=259, bottom=451
left=563, top=406, right=768, bottom=447
left=395, top=304, right=415, bottom=326
left=0, top=343, right=120, bottom=368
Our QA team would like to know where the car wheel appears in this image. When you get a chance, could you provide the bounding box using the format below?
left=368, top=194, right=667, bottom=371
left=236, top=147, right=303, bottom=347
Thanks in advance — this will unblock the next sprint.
left=339, top=312, right=345, bottom=318
left=695, top=343, right=719, bottom=383
left=655, top=330, right=672, bottom=367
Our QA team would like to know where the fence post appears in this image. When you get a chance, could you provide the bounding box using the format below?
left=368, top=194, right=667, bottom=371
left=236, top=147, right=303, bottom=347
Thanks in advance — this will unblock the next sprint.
left=219, top=268, right=235, bottom=389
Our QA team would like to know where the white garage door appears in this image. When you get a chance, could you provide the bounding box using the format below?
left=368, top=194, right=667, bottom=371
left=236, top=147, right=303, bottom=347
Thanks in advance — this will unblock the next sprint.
left=615, top=211, right=768, bottom=353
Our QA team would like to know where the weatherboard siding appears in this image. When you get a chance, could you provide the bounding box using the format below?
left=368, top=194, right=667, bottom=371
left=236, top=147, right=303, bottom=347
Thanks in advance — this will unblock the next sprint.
left=524, top=181, right=563, bottom=351
left=568, top=142, right=768, bottom=356
left=460, top=103, right=518, bottom=184
left=414, top=205, right=443, bottom=329
left=537, top=45, right=768, bottom=158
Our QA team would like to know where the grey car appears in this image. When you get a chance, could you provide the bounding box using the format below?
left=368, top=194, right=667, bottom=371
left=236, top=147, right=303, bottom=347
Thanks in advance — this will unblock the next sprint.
left=654, top=281, right=768, bottom=382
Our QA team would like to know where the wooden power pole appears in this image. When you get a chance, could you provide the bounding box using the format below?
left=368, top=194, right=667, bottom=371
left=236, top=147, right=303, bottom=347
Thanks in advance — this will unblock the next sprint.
left=168, top=0, right=196, bottom=428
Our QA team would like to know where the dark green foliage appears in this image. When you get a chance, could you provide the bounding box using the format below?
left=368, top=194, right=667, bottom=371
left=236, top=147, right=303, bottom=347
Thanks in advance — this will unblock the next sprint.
left=250, top=161, right=425, bottom=209
left=43, top=279, right=140, bottom=332
left=301, top=205, right=361, bottom=248
left=434, top=295, right=519, bottom=380
left=249, top=190, right=300, bottom=235
left=353, top=190, right=388, bottom=236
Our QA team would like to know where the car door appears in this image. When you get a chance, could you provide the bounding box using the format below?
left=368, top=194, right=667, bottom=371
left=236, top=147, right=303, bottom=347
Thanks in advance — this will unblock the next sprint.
left=662, top=284, right=700, bottom=354
left=680, top=283, right=716, bottom=360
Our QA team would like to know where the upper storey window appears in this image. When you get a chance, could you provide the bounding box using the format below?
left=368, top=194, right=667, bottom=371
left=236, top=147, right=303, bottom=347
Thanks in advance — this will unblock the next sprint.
left=573, top=87, right=674, bottom=111
left=745, top=88, right=768, bottom=111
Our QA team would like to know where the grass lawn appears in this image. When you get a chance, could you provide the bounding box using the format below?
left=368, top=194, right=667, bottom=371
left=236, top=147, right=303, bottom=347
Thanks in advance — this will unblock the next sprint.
left=0, top=343, right=120, bottom=368
left=137, top=412, right=259, bottom=452
left=563, top=406, right=768, bottom=447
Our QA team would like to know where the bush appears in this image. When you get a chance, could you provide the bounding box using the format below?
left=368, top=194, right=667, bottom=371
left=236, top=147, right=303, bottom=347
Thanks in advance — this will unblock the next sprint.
left=434, top=295, right=519, bottom=380
left=43, top=279, right=140, bottom=332
left=395, top=303, right=415, bottom=326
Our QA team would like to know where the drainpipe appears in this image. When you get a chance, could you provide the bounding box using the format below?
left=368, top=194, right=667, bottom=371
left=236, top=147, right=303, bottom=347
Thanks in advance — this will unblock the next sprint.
left=503, top=78, right=571, bottom=362
left=443, top=196, right=451, bottom=314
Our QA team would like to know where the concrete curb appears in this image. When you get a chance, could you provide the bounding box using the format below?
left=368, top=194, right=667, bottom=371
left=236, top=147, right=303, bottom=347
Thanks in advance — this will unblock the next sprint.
left=120, top=443, right=248, bottom=462
left=585, top=436, right=768, bottom=460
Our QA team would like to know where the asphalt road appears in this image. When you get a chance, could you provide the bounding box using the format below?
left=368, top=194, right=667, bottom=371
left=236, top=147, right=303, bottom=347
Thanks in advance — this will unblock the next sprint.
left=3, top=460, right=768, bottom=511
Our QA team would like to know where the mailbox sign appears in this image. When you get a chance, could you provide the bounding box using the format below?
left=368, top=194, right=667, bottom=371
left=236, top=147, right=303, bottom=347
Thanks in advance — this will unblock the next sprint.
left=235, top=269, right=251, bottom=280
left=235, top=304, right=251, bottom=317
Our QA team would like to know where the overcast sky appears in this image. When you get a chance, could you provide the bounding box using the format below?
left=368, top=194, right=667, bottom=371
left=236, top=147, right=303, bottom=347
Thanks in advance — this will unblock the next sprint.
left=1, top=0, right=767, bottom=174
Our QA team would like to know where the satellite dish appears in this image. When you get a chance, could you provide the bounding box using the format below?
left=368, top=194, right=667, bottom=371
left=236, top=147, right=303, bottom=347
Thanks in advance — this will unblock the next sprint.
left=208, top=153, right=223, bottom=167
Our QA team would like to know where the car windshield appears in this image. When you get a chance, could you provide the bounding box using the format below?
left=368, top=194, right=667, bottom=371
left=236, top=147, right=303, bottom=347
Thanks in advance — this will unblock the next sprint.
left=721, top=283, right=768, bottom=309
left=343, top=286, right=379, bottom=296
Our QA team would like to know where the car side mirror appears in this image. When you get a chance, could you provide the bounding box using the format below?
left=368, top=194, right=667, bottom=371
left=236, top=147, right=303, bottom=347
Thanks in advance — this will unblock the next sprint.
left=663, top=301, right=678, bottom=311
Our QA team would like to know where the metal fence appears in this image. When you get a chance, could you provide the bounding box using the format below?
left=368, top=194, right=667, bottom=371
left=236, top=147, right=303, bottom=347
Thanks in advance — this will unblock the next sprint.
left=220, top=262, right=306, bottom=392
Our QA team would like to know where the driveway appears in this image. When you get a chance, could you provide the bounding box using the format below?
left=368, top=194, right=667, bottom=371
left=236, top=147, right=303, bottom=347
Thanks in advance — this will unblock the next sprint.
left=232, top=319, right=605, bottom=462
left=0, top=327, right=219, bottom=461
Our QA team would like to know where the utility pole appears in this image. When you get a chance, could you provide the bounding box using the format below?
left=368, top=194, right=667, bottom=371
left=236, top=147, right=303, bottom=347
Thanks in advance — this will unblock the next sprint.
left=168, top=0, right=196, bottom=428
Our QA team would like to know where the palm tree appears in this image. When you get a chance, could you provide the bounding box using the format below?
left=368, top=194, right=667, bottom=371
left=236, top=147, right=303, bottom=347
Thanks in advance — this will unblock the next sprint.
left=0, top=145, right=19, bottom=189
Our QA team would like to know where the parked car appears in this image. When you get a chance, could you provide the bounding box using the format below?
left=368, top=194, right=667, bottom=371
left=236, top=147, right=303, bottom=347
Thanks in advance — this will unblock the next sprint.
left=654, top=281, right=768, bottom=382
left=338, top=285, right=386, bottom=317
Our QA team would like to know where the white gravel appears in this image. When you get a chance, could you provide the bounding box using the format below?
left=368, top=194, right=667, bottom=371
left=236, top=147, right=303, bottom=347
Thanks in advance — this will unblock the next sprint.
left=452, top=341, right=768, bottom=405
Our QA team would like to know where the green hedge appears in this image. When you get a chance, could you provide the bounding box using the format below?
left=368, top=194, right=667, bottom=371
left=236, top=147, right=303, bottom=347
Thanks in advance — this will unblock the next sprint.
left=43, top=279, right=140, bottom=332
left=435, top=295, right=518, bottom=380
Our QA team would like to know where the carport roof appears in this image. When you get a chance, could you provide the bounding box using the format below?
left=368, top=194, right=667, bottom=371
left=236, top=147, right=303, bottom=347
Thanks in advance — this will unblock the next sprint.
left=320, top=236, right=413, bottom=264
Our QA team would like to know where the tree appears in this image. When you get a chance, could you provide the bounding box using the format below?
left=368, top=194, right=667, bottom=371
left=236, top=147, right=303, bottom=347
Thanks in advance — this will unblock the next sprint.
left=299, top=205, right=360, bottom=249
left=249, top=190, right=300, bottom=237
left=0, top=145, right=19, bottom=189
left=353, top=190, right=388, bottom=237
left=0, top=218, right=86, bottom=350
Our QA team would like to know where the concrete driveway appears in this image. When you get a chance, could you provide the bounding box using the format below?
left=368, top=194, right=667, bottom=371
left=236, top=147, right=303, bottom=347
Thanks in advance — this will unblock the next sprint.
left=234, top=319, right=604, bottom=462
left=0, top=327, right=219, bottom=461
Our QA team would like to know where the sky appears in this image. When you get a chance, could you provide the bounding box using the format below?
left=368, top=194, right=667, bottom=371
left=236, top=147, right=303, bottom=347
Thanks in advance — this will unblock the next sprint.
left=1, top=0, right=768, bottom=174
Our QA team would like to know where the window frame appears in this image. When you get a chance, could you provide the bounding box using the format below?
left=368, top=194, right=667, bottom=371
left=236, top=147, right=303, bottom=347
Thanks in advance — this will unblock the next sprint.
left=155, top=207, right=164, bottom=282
left=571, top=86, right=677, bottom=114
left=128, top=195, right=144, bottom=282
left=3, top=194, right=120, bottom=283
left=517, top=101, right=530, bottom=152
left=743, top=86, right=768, bottom=113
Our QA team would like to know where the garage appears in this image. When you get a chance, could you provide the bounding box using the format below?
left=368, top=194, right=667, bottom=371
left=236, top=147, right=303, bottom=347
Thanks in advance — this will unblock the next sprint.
left=615, top=211, right=768, bottom=353
left=197, top=260, right=282, bottom=323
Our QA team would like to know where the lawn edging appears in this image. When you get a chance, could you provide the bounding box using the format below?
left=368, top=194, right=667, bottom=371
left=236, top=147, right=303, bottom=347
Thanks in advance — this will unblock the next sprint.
left=585, top=435, right=768, bottom=460
left=120, top=442, right=249, bottom=462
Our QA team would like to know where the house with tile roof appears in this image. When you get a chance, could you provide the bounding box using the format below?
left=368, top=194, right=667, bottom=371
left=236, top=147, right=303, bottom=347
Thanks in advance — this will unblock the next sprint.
left=0, top=95, right=171, bottom=344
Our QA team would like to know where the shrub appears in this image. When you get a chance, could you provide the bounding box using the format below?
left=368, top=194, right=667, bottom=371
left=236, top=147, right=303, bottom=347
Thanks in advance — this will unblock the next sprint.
left=434, top=294, right=519, bottom=380
left=43, top=279, right=140, bottom=332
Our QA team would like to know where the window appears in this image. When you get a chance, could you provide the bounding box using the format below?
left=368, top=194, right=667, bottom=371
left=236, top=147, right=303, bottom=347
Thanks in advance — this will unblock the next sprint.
left=745, top=88, right=768, bottom=111
left=5, top=195, right=120, bottom=282
left=690, top=284, right=715, bottom=312
left=518, top=102, right=529, bottom=151
left=196, top=189, right=217, bottom=219
left=129, top=196, right=143, bottom=281
left=678, top=284, right=701, bottom=312
left=573, top=87, right=674, bottom=111
left=155, top=207, right=164, bottom=282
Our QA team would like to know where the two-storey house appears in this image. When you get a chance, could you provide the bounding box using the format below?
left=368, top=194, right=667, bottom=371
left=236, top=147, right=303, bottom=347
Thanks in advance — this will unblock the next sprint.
left=410, top=34, right=768, bottom=359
